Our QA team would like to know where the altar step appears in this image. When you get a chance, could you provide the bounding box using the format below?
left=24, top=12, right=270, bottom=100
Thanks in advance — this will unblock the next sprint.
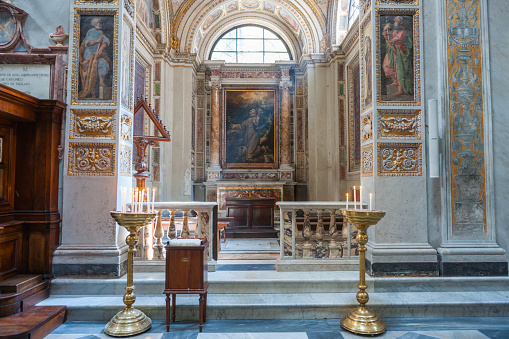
left=38, top=271, right=509, bottom=321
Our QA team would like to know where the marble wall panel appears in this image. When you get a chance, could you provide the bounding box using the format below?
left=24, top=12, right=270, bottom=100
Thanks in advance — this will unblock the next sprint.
left=361, top=143, right=374, bottom=177
left=119, top=145, right=132, bottom=176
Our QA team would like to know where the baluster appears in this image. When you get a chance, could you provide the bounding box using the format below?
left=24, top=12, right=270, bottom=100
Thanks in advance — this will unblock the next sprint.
left=144, top=219, right=153, bottom=260
left=169, top=210, right=176, bottom=240
left=328, top=209, right=341, bottom=258
left=315, top=210, right=325, bottom=258
left=153, top=210, right=164, bottom=259
left=201, top=211, right=210, bottom=243
left=302, top=209, right=313, bottom=258
left=195, top=210, right=203, bottom=239
left=181, top=210, right=190, bottom=239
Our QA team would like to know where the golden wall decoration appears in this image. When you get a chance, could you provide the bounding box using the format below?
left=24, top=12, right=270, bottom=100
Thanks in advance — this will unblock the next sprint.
left=361, top=144, right=373, bottom=177
left=71, top=8, right=119, bottom=106
left=348, top=54, right=361, bottom=173
left=377, top=109, right=421, bottom=139
left=68, top=142, right=116, bottom=176
left=377, top=142, right=422, bottom=176
left=360, top=13, right=373, bottom=112
left=446, top=0, right=486, bottom=234
left=124, top=0, right=135, bottom=18
left=375, top=8, right=421, bottom=107
left=69, top=109, right=116, bottom=139
left=119, top=144, right=132, bottom=176
left=121, top=113, right=133, bottom=142
left=361, top=112, right=373, bottom=142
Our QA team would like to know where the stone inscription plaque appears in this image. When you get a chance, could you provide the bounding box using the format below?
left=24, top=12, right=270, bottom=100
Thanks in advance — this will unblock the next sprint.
left=0, top=65, right=51, bottom=99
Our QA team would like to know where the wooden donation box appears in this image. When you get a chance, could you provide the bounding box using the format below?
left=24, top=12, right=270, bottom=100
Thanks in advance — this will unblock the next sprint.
left=225, top=197, right=277, bottom=238
left=164, top=239, right=208, bottom=332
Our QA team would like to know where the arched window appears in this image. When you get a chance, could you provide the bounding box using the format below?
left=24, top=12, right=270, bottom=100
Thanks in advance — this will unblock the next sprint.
left=347, top=0, right=360, bottom=29
left=209, top=25, right=292, bottom=63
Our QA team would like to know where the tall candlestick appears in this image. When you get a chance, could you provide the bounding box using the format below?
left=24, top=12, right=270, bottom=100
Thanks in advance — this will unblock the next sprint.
left=369, top=193, right=373, bottom=211
left=359, top=186, right=363, bottom=210
left=353, top=186, right=357, bottom=210
left=346, top=193, right=349, bottom=209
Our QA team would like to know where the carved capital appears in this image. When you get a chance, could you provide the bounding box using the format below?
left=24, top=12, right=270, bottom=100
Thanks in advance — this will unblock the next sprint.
left=209, top=80, right=222, bottom=90
left=279, top=81, right=292, bottom=90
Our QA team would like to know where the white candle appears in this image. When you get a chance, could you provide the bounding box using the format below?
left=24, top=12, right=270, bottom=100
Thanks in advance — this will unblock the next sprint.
left=353, top=186, right=356, bottom=210
left=359, top=186, right=363, bottom=210
left=121, top=187, right=125, bottom=213
left=152, top=188, right=156, bottom=213
left=346, top=193, right=349, bottom=209
left=135, top=188, right=139, bottom=213
left=147, top=188, right=151, bottom=213
left=138, top=190, right=142, bottom=213
left=369, top=193, right=373, bottom=211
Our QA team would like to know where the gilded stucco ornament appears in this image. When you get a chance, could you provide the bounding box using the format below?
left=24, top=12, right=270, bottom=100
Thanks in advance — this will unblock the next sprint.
left=377, top=142, right=422, bottom=176
left=119, top=145, right=132, bottom=176
left=68, top=142, right=116, bottom=176
left=361, top=144, right=374, bottom=177
left=377, top=109, right=421, bottom=139
left=69, top=109, right=116, bottom=139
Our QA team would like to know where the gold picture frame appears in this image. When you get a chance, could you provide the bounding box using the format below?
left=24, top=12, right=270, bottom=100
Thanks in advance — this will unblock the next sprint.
left=71, top=7, right=119, bottom=106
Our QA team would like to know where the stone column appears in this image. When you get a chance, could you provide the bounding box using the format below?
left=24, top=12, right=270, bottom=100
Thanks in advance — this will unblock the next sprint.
left=53, top=0, right=136, bottom=276
left=207, top=64, right=222, bottom=181
left=436, top=0, right=506, bottom=276
left=360, top=1, right=438, bottom=276
left=279, top=67, right=292, bottom=175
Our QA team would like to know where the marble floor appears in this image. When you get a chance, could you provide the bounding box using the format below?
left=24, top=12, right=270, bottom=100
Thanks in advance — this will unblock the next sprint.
left=46, top=317, right=509, bottom=338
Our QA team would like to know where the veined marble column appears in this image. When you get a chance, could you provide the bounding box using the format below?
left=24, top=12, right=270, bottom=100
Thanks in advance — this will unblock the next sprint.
left=207, top=64, right=222, bottom=181
left=279, top=68, right=293, bottom=178
left=437, top=0, right=506, bottom=276
left=53, top=0, right=136, bottom=276
left=360, top=1, right=438, bottom=276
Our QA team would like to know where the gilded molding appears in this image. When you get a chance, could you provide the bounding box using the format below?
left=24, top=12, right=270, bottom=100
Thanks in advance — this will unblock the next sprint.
left=68, top=142, right=116, bottom=176
left=375, top=8, right=421, bottom=107
left=74, top=0, right=119, bottom=5
left=119, top=144, right=132, bottom=176
left=71, top=8, right=119, bottom=106
left=360, top=13, right=373, bottom=112
left=69, top=109, right=116, bottom=140
left=377, top=142, right=422, bottom=176
left=121, top=15, right=135, bottom=110
left=375, top=0, right=418, bottom=5
left=377, top=109, right=421, bottom=139
left=124, top=0, right=135, bottom=18
left=361, top=143, right=373, bottom=177
left=347, top=54, right=361, bottom=173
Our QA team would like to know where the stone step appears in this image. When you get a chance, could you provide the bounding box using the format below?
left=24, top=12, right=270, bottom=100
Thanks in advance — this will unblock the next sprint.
left=37, top=290, right=509, bottom=322
left=49, top=271, right=367, bottom=295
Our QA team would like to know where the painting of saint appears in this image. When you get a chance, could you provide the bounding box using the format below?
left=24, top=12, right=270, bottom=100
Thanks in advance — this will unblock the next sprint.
left=78, top=15, right=114, bottom=101
left=380, top=15, right=414, bottom=101
left=202, top=9, right=222, bottom=31
left=223, top=89, right=278, bottom=168
left=120, top=20, right=132, bottom=109
left=279, top=9, right=299, bottom=32
left=227, top=2, right=238, bottom=12
left=264, top=2, right=275, bottom=12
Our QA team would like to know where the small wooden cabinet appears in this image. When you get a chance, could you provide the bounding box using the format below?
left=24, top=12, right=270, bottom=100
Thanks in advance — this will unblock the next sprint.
left=164, top=240, right=208, bottom=332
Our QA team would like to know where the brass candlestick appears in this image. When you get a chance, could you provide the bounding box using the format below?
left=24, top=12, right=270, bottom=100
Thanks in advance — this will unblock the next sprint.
left=105, top=211, right=156, bottom=337
left=340, top=209, right=386, bottom=336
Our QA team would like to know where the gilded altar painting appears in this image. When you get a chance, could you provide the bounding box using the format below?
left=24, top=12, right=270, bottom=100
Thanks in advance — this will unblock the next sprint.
left=223, top=88, right=278, bottom=169
left=377, top=10, right=418, bottom=105
left=72, top=9, right=118, bottom=105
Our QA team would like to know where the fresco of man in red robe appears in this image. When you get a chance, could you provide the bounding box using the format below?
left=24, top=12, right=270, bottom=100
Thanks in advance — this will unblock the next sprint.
left=382, top=16, right=413, bottom=96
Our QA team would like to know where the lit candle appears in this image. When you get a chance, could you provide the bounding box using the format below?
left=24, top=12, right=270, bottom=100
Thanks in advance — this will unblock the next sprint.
left=369, top=193, right=373, bottom=211
left=138, top=190, right=142, bottom=213
left=147, top=188, right=151, bottom=213
left=353, top=186, right=356, bottom=210
left=346, top=193, right=349, bottom=209
left=359, top=186, right=363, bottom=210
left=152, top=188, right=156, bottom=213
left=134, top=188, right=139, bottom=213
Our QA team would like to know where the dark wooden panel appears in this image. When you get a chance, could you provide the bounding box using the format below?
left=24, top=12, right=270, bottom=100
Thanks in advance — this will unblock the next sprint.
left=0, top=232, right=22, bottom=281
left=0, top=305, right=66, bottom=338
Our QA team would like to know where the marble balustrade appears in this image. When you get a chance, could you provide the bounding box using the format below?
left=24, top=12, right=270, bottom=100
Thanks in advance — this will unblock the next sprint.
left=130, top=202, right=217, bottom=268
left=276, top=202, right=359, bottom=263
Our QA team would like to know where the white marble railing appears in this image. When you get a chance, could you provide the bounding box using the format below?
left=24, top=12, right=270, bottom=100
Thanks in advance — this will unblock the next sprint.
left=276, top=202, right=360, bottom=267
left=133, top=202, right=217, bottom=270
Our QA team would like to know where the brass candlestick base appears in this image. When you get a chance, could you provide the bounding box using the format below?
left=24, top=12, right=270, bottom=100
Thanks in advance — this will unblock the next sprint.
left=340, top=209, right=386, bottom=336
left=105, top=212, right=156, bottom=337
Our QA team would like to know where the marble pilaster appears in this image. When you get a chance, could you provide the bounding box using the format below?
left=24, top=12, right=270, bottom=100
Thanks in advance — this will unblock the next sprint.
left=361, top=1, right=439, bottom=276
left=279, top=67, right=293, bottom=175
left=207, top=62, right=223, bottom=181
left=53, top=0, right=136, bottom=276
left=436, top=0, right=507, bottom=276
